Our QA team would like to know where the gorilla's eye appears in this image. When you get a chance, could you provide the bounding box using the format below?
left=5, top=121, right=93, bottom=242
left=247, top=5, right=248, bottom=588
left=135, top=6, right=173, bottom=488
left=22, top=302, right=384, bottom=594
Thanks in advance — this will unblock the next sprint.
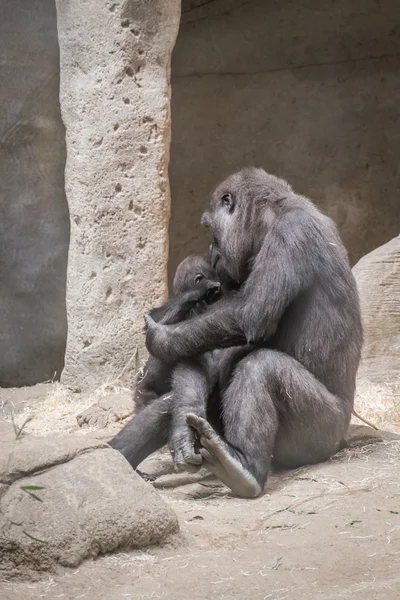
left=221, top=193, right=234, bottom=212
left=194, top=273, right=204, bottom=285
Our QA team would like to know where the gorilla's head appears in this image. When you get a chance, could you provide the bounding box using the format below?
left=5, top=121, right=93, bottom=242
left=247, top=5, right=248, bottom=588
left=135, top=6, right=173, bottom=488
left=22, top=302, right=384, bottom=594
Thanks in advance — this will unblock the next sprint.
left=173, top=254, right=220, bottom=296
left=201, top=168, right=292, bottom=284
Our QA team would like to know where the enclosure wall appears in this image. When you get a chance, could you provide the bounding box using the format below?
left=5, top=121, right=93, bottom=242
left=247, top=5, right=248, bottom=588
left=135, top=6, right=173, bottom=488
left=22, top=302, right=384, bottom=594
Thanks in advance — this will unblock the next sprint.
left=169, top=0, right=400, bottom=283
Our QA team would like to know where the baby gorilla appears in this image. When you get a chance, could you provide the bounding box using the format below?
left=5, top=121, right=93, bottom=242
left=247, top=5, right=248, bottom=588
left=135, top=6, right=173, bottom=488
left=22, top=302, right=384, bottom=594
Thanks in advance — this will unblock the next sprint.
left=111, top=254, right=221, bottom=474
left=134, top=254, right=221, bottom=412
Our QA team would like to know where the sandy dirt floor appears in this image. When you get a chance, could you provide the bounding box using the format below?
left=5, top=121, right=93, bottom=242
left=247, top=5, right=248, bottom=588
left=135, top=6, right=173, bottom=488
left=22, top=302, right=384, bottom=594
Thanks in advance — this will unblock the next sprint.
left=1, top=385, right=400, bottom=600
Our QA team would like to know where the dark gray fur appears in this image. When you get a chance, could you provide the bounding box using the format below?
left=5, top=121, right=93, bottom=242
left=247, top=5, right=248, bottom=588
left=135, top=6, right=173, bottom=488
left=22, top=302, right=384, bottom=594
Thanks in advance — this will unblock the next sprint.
left=134, top=254, right=220, bottom=413
left=111, top=254, right=221, bottom=472
left=111, top=168, right=362, bottom=497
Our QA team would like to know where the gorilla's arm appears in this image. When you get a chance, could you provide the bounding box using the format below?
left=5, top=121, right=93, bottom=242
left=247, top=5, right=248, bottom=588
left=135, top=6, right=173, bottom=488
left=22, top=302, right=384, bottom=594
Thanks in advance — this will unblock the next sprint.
left=135, top=282, right=215, bottom=406
left=146, top=211, right=324, bottom=362
left=146, top=295, right=245, bottom=361
left=149, top=283, right=211, bottom=325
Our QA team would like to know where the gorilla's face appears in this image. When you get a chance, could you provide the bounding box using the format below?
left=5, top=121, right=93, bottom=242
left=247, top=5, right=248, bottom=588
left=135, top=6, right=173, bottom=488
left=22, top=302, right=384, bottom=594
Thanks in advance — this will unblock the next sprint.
left=173, top=255, right=220, bottom=296
left=201, top=171, right=258, bottom=284
left=202, top=168, right=292, bottom=284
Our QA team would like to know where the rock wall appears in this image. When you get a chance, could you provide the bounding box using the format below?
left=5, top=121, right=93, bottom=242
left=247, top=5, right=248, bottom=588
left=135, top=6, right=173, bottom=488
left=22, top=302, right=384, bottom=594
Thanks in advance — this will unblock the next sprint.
left=56, top=0, right=181, bottom=390
left=354, top=235, right=400, bottom=384
left=0, top=0, right=69, bottom=386
left=2, top=0, right=399, bottom=389
left=352, top=236, right=400, bottom=430
left=169, top=0, right=400, bottom=283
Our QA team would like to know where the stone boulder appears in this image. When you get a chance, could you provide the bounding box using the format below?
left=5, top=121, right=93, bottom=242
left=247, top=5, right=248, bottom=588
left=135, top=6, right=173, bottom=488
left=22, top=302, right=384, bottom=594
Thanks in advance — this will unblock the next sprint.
left=76, top=391, right=133, bottom=429
left=0, top=422, right=178, bottom=580
left=352, top=236, right=400, bottom=429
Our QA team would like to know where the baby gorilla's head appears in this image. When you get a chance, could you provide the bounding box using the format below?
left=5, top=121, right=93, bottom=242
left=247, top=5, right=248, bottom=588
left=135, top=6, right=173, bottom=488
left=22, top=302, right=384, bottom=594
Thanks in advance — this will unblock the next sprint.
left=173, top=255, right=221, bottom=303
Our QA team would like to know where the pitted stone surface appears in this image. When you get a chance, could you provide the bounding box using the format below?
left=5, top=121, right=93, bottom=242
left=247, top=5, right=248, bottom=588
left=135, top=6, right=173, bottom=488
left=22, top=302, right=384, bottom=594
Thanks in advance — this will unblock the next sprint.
left=0, top=422, right=179, bottom=580
left=353, top=235, right=400, bottom=385
left=56, top=0, right=181, bottom=390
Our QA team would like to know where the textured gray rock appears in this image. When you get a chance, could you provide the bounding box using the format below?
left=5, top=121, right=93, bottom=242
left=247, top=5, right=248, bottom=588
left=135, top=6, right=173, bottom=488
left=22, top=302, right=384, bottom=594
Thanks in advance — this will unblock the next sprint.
left=76, top=392, right=133, bottom=429
left=0, top=383, right=51, bottom=415
left=353, top=236, right=400, bottom=384
left=0, top=421, right=108, bottom=486
left=344, top=424, right=400, bottom=448
left=56, top=0, right=181, bottom=390
left=352, top=236, right=400, bottom=429
left=0, top=0, right=68, bottom=386
left=0, top=423, right=179, bottom=580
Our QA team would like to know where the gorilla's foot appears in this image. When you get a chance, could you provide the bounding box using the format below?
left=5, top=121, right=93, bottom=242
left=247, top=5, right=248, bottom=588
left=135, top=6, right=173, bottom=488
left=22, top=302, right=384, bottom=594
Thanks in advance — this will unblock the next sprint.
left=170, top=427, right=203, bottom=473
left=136, top=469, right=157, bottom=482
left=186, top=413, right=262, bottom=498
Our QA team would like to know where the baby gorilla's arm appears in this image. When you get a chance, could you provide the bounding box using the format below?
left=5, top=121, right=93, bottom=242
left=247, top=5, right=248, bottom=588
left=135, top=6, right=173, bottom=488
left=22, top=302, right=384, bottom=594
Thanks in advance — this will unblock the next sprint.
left=149, top=280, right=219, bottom=326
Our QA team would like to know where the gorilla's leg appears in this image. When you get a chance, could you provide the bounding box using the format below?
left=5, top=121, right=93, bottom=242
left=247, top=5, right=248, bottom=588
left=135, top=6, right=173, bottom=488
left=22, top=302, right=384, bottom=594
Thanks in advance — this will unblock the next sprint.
left=186, top=348, right=277, bottom=497
left=109, top=393, right=173, bottom=469
left=170, top=356, right=216, bottom=472
left=188, top=349, right=349, bottom=498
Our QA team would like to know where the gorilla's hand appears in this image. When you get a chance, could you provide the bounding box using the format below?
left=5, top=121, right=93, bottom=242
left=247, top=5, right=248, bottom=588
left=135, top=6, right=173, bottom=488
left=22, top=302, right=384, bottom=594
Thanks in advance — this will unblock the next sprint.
left=146, top=297, right=246, bottom=361
left=145, top=315, right=178, bottom=362
left=169, top=423, right=202, bottom=473
left=196, top=279, right=221, bottom=303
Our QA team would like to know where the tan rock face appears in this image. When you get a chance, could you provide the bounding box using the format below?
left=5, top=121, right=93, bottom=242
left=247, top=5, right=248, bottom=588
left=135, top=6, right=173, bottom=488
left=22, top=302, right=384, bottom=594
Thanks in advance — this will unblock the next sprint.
left=76, top=392, right=133, bottom=429
left=0, top=423, right=179, bottom=580
left=353, top=236, right=400, bottom=383
left=56, top=0, right=181, bottom=390
left=352, top=236, right=400, bottom=429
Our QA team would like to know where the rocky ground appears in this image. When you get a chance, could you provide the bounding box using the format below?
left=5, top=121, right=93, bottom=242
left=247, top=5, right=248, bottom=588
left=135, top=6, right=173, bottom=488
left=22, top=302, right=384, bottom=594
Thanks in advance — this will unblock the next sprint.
left=1, top=384, right=400, bottom=600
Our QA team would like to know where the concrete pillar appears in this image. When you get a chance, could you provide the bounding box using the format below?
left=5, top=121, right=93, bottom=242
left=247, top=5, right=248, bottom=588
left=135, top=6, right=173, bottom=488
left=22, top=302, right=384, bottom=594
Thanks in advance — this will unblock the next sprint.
left=56, top=0, right=181, bottom=390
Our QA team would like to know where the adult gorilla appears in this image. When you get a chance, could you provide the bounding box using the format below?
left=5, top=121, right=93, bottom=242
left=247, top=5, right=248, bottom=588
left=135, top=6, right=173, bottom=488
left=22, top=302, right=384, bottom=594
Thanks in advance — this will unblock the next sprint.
left=111, top=168, right=362, bottom=498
